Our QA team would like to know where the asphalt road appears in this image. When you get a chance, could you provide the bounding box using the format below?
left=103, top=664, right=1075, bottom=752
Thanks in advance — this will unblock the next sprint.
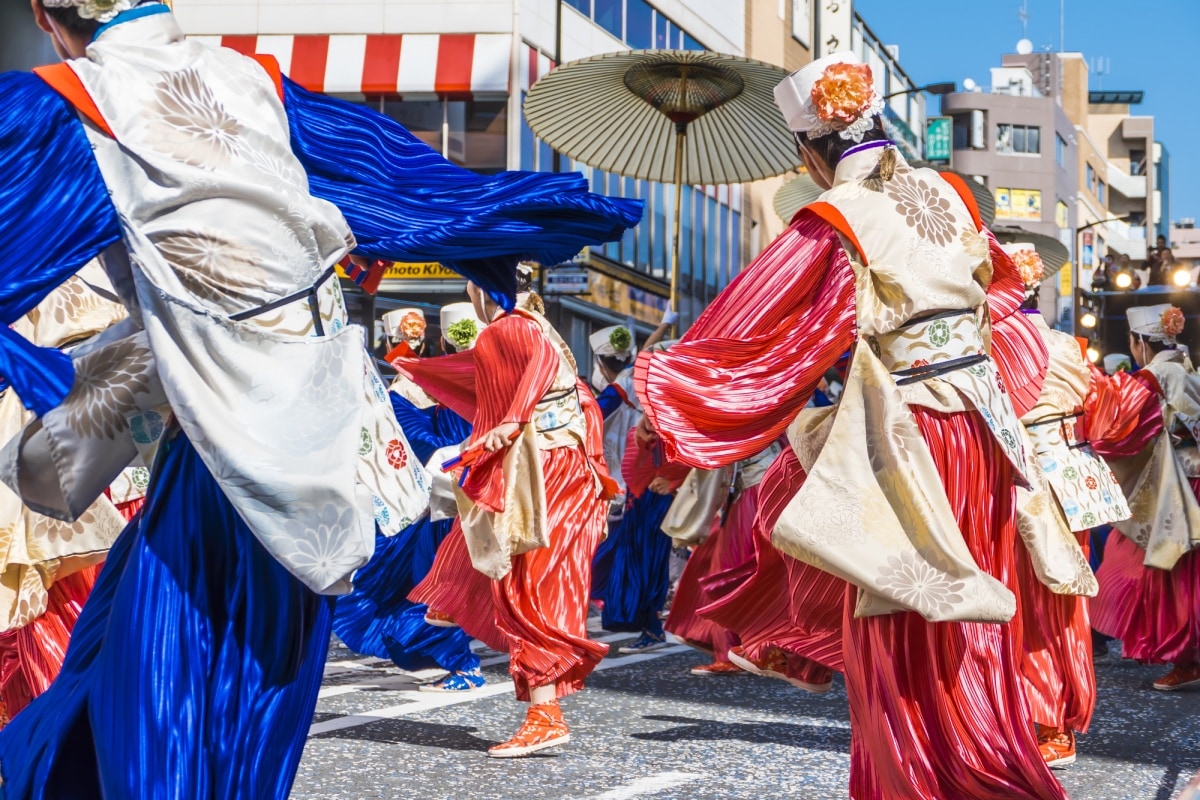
left=294, top=626, right=1200, bottom=800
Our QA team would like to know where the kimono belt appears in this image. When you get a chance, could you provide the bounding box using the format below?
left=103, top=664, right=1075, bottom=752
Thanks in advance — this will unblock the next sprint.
left=454, top=385, right=593, bottom=581
left=772, top=308, right=1028, bottom=624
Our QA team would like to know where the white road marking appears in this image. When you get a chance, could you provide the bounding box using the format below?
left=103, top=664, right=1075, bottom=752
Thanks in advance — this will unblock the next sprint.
left=591, top=771, right=704, bottom=799
left=309, top=644, right=691, bottom=736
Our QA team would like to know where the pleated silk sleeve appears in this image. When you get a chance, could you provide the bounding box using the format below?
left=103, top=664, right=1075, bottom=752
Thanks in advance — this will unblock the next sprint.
left=984, top=231, right=1049, bottom=418
left=1087, top=368, right=1164, bottom=460
left=0, top=73, right=124, bottom=415
left=633, top=213, right=856, bottom=468
left=281, top=77, right=642, bottom=310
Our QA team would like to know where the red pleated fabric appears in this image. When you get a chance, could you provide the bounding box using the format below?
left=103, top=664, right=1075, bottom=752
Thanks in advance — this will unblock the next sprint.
left=634, top=214, right=857, bottom=468
left=698, top=448, right=842, bottom=681
left=1015, top=533, right=1096, bottom=733
left=404, top=312, right=611, bottom=696
left=494, top=444, right=609, bottom=701
left=665, top=486, right=757, bottom=658
left=0, top=566, right=100, bottom=724
left=409, top=525, right=508, bottom=653
left=1086, top=368, right=1162, bottom=459
left=115, top=497, right=145, bottom=522
left=844, top=408, right=1068, bottom=800
left=1093, top=526, right=1200, bottom=667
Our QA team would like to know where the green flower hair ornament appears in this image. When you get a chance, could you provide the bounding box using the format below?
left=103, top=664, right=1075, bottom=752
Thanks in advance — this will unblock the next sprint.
left=446, top=318, right=479, bottom=349
left=609, top=326, right=632, bottom=353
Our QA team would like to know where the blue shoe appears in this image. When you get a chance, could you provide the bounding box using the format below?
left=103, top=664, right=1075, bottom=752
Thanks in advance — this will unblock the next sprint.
left=618, top=631, right=669, bottom=654
left=419, top=668, right=486, bottom=693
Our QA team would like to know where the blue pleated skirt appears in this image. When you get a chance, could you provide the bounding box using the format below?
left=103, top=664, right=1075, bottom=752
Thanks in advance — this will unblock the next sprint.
left=591, top=491, right=674, bottom=635
left=0, top=433, right=332, bottom=800
left=333, top=516, right=478, bottom=673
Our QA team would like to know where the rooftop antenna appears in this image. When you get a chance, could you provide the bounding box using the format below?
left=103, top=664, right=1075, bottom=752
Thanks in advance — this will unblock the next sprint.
left=1019, top=0, right=1029, bottom=37
left=1060, top=0, right=1065, bottom=52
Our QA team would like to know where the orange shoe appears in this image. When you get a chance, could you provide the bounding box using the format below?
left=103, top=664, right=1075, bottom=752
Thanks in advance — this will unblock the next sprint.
left=424, top=609, right=457, bottom=628
left=1153, top=663, right=1200, bottom=691
left=487, top=701, right=570, bottom=758
left=727, top=646, right=833, bottom=694
left=689, top=660, right=744, bottom=676
left=1037, top=726, right=1076, bottom=768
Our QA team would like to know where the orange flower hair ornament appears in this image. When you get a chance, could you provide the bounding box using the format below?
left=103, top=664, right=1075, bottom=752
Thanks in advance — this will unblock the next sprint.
left=809, top=62, right=885, bottom=142
left=1011, top=249, right=1045, bottom=291
left=399, top=311, right=426, bottom=343
left=1161, top=306, right=1185, bottom=340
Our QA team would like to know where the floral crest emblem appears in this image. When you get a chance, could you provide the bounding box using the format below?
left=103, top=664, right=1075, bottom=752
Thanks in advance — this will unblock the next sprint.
left=1162, top=306, right=1185, bottom=339
left=399, top=311, right=426, bottom=342
left=809, top=62, right=885, bottom=142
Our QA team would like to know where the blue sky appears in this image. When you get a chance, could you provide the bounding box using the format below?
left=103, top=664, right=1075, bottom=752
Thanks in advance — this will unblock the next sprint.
left=854, top=0, right=1198, bottom=226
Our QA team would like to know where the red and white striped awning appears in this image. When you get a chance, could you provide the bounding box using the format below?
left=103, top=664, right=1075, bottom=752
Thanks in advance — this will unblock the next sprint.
left=190, top=33, right=512, bottom=97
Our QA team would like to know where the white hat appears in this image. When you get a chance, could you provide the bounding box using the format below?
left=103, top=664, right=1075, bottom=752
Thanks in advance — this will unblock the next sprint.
left=589, top=325, right=635, bottom=392
left=382, top=307, right=425, bottom=342
left=440, top=302, right=486, bottom=351
left=590, top=325, right=635, bottom=359
left=1103, top=353, right=1132, bottom=375
left=774, top=52, right=884, bottom=140
left=1127, top=303, right=1184, bottom=344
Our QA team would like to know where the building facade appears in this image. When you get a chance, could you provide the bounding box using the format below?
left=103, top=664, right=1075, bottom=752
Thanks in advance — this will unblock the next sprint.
left=942, top=53, right=1079, bottom=325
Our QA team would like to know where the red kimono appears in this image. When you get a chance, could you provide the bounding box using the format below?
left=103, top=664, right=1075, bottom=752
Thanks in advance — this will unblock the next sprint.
left=1092, top=367, right=1200, bottom=668
left=636, top=211, right=1068, bottom=800
left=404, top=311, right=612, bottom=700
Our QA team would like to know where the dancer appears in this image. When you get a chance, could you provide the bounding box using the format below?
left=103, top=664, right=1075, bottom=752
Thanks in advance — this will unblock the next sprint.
left=596, top=410, right=691, bottom=654
left=333, top=303, right=486, bottom=693
left=400, top=280, right=618, bottom=758
left=1004, top=245, right=1144, bottom=766
left=0, top=265, right=130, bottom=726
left=666, top=442, right=781, bottom=677
left=590, top=321, right=676, bottom=652
left=0, top=3, right=638, bottom=795
left=635, top=53, right=1069, bottom=799
left=1093, top=304, right=1200, bottom=692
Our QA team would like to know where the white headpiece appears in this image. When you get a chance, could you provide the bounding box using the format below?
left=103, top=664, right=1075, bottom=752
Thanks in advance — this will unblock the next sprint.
left=42, top=0, right=138, bottom=24
left=774, top=52, right=885, bottom=142
left=1103, top=353, right=1132, bottom=375
left=589, top=325, right=635, bottom=391
left=440, top=302, right=486, bottom=351
left=382, top=307, right=426, bottom=344
left=1127, top=303, right=1185, bottom=345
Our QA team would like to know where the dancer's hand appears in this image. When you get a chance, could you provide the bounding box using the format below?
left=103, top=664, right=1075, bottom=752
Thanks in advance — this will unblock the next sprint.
left=636, top=415, right=658, bottom=445
left=481, top=422, right=521, bottom=452
left=648, top=477, right=672, bottom=495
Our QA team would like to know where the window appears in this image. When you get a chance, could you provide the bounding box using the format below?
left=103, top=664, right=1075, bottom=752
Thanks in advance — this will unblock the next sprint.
left=682, top=32, right=704, bottom=50
left=563, top=0, right=590, bottom=15
left=791, top=0, right=811, bottom=47
left=996, top=123, right=1040, bottom=154
left=625, top=0, right=653, bottom=49
left=593, top=0, right=623, bottom=39
left=653, top=10, right=676, bottom=49
left=1097, top=180, right=1106, bottom=205
left=1129, top=148, right=1146, bottom=176
left=1055, top=134, right=1066, bottom=167
left=1086, top=163, right=1096, bottom=192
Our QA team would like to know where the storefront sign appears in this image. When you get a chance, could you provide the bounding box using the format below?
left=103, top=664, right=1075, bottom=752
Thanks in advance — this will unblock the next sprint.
left=544, top=269, right=591, bottom=295
left=336, top=261, right=461, bottom=282
left=924, top=117, right=952, bottom=163
left=993, top=188, right=1042, bottom=221
left=589, top=272, right=668, bottom=325
left=815, top=0, right=853, bottom=58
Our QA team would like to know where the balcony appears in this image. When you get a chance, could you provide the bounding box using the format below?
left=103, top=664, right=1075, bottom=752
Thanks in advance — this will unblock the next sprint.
left=1103, top=218, right=1147, bottom=261
left=1107, top=162, right=1147, bottom=199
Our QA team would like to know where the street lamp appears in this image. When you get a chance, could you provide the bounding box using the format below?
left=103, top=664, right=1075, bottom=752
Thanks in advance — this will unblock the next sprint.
left=1172, top=266, right=1193, bottom=288
left=883, top=82, right=957, bottom=100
